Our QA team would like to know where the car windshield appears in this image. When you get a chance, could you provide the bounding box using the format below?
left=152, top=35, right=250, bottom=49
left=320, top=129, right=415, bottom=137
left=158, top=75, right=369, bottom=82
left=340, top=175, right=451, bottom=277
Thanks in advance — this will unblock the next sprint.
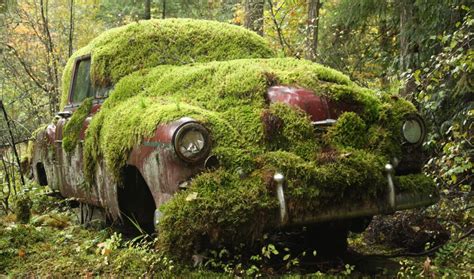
left=70, top=58, right=112, bottom=103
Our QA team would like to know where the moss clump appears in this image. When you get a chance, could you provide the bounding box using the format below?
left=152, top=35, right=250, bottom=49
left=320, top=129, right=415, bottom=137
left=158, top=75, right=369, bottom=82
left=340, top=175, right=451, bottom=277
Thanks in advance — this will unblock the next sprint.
left=322, top=84, right=381, bottom=123
left=14, top=195, right=33, bottom=224
left=395, top=174, right=437, bottom=195
left=257, top=149, right=386, bottom=210
left=60, top=19, right=275, bottom=109
left=159, top=148, right=390, bottom=259
left=264, top=103, right=319, bottom=160
left=325, top=112, right=367, bottom=149
left=367, top=96, right=418, bottom=157
left=158, top=169, right=278, bottom=259
left=62, top=98, right=93, bottom=153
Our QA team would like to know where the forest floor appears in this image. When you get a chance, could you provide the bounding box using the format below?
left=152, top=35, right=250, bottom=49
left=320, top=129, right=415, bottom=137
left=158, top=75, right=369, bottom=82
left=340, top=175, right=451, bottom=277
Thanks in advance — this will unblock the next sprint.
left=0, top=188, right=471, bottom=278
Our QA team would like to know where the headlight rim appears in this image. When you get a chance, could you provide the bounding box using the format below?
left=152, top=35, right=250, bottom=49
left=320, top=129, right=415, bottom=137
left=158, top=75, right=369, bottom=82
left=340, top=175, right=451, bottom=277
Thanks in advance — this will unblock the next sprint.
left=172, top=121, right=211, bottom=163
left=401, top=113, right=426, bottom=147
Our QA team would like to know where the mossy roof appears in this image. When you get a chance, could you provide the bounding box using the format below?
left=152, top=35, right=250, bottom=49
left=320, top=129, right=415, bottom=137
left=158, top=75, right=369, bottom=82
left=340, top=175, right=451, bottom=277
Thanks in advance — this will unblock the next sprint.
left=60, top=18, right=275, bottom=109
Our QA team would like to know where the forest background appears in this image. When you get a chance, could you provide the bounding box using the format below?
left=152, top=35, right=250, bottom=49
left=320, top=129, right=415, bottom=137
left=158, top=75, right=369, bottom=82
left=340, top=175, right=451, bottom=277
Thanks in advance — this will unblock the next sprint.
left=0, top=0, right=472, bottom=277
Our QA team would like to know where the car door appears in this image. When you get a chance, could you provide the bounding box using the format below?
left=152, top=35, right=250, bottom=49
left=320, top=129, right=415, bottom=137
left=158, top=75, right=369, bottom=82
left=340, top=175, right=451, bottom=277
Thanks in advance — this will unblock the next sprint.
left=55, top=55, right=107, bottom=205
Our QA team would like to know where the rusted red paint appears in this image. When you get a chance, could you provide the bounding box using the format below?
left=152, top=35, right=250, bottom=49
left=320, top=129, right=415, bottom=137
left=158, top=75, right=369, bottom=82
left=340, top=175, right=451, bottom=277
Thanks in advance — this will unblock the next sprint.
left=45, top=123, right=57, bottom=143
left=267, top=86, right=330, bottom=121
left=127, top=117, right=205, bottom=208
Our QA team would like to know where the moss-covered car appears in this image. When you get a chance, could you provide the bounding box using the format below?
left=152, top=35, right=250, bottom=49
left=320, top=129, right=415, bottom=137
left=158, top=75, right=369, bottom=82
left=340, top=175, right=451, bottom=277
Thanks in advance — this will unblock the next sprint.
left=31, top=19, right=438, bottom=258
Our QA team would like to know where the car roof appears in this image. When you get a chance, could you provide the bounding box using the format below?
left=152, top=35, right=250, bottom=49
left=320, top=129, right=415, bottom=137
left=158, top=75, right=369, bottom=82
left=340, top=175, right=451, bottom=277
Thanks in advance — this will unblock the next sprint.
left=61, top=18, right=275, bottom=109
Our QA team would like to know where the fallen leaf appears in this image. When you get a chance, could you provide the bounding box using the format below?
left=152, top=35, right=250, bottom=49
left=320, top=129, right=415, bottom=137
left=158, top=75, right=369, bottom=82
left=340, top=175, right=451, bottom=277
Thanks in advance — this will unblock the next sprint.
left=186, top=192, right=198, bottom=201
left=18, top=248, right=26, bottom=258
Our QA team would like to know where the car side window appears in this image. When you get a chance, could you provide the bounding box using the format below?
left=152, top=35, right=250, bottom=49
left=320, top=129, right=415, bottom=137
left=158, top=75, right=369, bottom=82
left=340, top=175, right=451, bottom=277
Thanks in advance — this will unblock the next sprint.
left=71, top=58, right=93, bottom=104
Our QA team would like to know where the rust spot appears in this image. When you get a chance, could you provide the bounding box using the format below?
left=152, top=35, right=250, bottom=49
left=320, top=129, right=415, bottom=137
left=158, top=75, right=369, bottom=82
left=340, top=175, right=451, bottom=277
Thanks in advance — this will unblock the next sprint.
left=263, top=71, right=279, bottom=87
left=261, top=110, right=283, bottom=141
left=262, top=169, right=276, bottom=193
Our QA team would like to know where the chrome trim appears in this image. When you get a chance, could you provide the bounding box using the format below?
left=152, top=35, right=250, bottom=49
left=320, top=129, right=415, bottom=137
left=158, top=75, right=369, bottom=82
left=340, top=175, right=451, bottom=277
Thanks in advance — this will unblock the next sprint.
left=385, top=163, right=396, bottom=212
left=274, top=172, right=288, bottom=224
left=276, top=163, right=439, bottom=227
left=284, top=192, right=438, bottom=226
left=311, top=119, right=337, bottom=126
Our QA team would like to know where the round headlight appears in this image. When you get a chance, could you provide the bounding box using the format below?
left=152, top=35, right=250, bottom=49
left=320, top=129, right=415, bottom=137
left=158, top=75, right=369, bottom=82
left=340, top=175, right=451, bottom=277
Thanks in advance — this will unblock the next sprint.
left=402, top=115, right=425, bottom=145
left=173, top=122, right=211, bottom=163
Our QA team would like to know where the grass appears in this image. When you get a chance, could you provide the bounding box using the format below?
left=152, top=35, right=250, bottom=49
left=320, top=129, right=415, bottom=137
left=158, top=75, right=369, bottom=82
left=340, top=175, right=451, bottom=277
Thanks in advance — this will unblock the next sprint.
left=1, top=189, right=471, bottom=277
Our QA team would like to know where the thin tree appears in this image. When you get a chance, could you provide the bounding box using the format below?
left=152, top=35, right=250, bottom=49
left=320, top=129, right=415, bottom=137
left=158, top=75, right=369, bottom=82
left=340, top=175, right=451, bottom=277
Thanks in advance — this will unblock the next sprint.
left=162, top=0, right=166, bottom=19
left=305, top=0, right=321, bottom=61
left=0, top=100, right=25, bottom=186
left=244, top=0, right=264, bottom=36
left=144, top=0, right=151, bottom=19
left=68, top=0, right=74, bottom=57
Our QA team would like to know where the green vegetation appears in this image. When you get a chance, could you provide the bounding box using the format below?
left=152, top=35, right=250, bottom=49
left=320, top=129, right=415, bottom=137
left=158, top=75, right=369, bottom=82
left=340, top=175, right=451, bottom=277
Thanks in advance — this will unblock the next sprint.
left=0, top=200, right=217, bottom=277
left=13, top=195, right=32, bottom=224
left=82, top=57, right=360, bottom=181
left=1, top=2, right=471, bottom=277
left=62, top=98, right=93, bottom=153
left=0, top=189, right=465, bottom=277
left=60, top=18, right=275, bottom=109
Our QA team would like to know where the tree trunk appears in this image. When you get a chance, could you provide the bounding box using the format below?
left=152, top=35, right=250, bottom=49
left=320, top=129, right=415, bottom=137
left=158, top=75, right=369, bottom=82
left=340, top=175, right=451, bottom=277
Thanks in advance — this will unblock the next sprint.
left=244, top=0, right=264, bottom=36
left=379, top=19, right=390, bottom=89
left=399, top=0, right=417, bottom=98
left=162, top=0, right=166, bottom=19
left=305, top=0, right=320, bottom=61
left=68, top=0, right=74, bottom=57
left=39, top=0, right=60, bottom=113
left=144, top=0, right=151, bottom=20
left=0, top=100, right=25, bottom=187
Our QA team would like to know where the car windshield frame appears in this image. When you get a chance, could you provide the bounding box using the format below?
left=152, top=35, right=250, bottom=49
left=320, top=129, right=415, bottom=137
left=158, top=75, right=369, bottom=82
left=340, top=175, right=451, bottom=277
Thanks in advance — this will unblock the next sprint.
left=68, top=55, right=111, bottom=107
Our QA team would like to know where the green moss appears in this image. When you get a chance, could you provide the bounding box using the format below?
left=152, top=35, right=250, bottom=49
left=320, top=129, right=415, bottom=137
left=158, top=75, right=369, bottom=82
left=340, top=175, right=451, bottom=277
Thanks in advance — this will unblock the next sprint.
left=83, top=58, right=358, bottom=181
left=264, top=103, right=319, bottom=160
left=158, top=169, right=278, bottom=260
left=62, top=98, right=93, bottom=153
left=325, top=112, right=367, bottom=149
left=158, top=148, right=389, bottom=259
left=367, top=96, right=418, bottom=158
left=60, top=19, right=275, bottom=110
left=322, top=84, right=381, bottom=123
left=257, top=149, right=386, bottom=207
left=395, top=174, right=437, bottom=195
left=14, top=195, right=32, bottom=224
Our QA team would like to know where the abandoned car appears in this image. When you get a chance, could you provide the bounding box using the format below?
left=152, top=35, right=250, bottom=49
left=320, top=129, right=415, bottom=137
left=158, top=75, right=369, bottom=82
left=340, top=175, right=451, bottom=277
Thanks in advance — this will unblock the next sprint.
left=31, top=19, right=438, bottom=257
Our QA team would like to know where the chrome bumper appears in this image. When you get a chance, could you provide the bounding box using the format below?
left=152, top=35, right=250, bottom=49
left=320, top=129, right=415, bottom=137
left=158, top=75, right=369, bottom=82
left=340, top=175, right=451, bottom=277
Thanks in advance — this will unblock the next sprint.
left=273, top=164, right=439, bottom=227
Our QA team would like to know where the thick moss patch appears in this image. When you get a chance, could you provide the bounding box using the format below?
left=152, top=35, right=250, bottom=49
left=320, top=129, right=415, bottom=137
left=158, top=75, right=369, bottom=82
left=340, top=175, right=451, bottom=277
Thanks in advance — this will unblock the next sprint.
left=60, top=19, right=275, bottom=109
left=158, top=170, right=278, bottom=259
left=83, top=58, right=359, bottom=181
left=62, top=97, right=93, bottom=153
